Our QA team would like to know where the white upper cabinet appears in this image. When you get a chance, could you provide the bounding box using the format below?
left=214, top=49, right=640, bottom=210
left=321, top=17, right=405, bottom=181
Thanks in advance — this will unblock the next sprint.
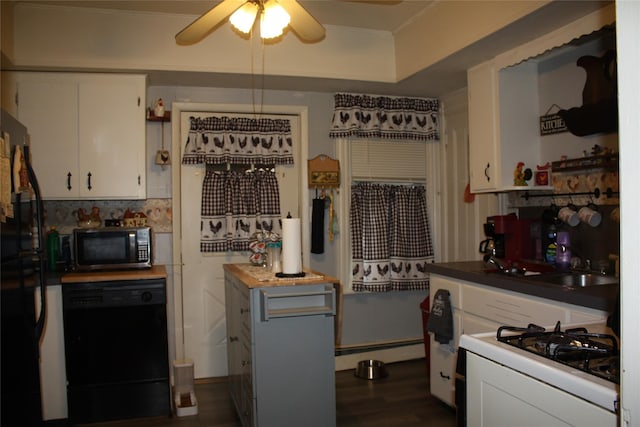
left=8, top=72, right=147, bottom=200
left=467, top=5, right=617, bottom=194
left=468, top=60, right=499, bottom=192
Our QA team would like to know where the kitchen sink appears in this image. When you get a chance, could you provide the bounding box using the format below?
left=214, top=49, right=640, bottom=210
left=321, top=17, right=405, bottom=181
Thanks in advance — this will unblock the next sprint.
left=527, top=272, right=619, bottom=287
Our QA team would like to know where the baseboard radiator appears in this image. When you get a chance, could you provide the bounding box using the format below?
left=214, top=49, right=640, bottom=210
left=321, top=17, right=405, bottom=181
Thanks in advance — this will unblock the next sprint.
left=334, top=338, right=425, bottom=371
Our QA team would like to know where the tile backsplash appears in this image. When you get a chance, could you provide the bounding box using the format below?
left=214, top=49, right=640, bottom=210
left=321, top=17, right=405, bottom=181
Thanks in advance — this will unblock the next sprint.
left=43, top=198, right=172, bottom=235
left=518, top=204, right=620, bottom=270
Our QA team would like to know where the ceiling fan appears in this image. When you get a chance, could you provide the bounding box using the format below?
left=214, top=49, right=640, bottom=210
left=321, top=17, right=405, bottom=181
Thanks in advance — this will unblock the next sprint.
left=175, top=0, right=327, bottom=45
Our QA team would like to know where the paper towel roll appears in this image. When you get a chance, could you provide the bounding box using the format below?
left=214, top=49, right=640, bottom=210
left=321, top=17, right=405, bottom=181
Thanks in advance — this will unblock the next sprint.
left=282, top=217, right=302, bottom=274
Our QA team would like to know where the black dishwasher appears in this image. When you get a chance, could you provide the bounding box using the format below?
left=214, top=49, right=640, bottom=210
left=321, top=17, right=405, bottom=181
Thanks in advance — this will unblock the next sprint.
left=62, top=278, right=171, bottom=423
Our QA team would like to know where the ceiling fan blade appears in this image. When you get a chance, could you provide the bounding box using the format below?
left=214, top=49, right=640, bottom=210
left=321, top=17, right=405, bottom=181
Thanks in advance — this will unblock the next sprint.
left=342, top=0, right=402, bottom=3
left=277, top=0, right=326, bottom=42
left=175, top=0, right=247, bottom=45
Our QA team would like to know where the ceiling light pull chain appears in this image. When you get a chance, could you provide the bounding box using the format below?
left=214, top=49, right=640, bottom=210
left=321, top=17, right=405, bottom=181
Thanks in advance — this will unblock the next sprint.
left=250, top=28, right=257, bottom=117
left=260, top=36, right=266, bottom=116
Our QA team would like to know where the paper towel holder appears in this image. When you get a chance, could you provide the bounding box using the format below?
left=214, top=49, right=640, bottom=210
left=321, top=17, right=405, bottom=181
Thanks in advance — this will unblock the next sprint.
left=308, top=155, right=340, bottom=189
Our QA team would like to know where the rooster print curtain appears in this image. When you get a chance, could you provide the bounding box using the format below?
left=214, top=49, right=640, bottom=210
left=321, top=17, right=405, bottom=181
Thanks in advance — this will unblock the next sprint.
left=200, top=169, right=281, bottom=253
left=329, top=93, right=439, bottom=141
left=350, top=183, right=433, bottom=292
left=182, top=116, right=294, bottom=165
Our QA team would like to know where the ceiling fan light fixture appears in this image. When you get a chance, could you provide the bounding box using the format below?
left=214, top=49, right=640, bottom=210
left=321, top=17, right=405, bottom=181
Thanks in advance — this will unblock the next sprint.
left=229, top=2, right=259, bottom=34
left=260, top=1, right=291, bottom=39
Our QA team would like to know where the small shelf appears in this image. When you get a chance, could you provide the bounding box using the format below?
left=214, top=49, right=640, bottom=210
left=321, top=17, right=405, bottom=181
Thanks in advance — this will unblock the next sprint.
left=501, top=185, right=554, bottom=192
left=147, top=109, right=171, bottom=122
left=551, top=153, right=618, bottom=173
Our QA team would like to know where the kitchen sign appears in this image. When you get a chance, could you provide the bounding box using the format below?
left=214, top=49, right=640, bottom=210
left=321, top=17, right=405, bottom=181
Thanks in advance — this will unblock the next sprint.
left=539, top=113, right=568, bottom=135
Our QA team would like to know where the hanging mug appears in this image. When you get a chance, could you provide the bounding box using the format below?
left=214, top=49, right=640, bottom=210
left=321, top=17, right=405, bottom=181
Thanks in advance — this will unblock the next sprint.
left=579, top=205, right=602, bottom=227
left=558, top=206, right=579, bottom=227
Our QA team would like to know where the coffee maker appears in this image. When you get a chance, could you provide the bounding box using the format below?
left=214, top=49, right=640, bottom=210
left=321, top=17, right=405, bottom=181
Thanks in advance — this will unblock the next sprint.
left=482, top=214, right=532, bottom=261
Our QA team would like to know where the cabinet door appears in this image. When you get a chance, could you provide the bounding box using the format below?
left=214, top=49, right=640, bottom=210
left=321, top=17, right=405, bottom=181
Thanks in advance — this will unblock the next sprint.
left=466, top=353, right=617, bottom=427
left=468, top=60, right=499, bottom=193
left=224, top=278, right=241, bottom=407
left=15, top=74, right=81, bottom=199
left=429, top=310, right=462, bottom=407
left=251, top=284, right=336, bottom=427
left=429, top=275, right=463, bottom=406
left=78, top=76, right=146, bottom=199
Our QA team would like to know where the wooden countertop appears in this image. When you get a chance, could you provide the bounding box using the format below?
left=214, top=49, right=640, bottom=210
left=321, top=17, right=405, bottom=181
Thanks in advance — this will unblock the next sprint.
left=223, top=263, right=340, bottom=289
left=224, top=263, right=344, bottom=345
left=61, top=265, right=167, bottom=283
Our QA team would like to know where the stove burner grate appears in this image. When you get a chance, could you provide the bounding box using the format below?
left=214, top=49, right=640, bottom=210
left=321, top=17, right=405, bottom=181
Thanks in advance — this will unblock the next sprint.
left=497, top=321, right=619, bottom=384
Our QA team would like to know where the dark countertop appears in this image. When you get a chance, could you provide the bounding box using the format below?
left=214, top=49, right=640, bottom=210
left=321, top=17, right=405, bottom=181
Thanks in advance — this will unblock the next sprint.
left=426, top=261, right=618, bottom=313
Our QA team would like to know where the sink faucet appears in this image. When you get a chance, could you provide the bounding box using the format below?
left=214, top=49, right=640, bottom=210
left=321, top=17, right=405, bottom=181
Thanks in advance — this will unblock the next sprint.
left=555, top=243, right=594, bottom=272
left=483, top=253, right=506, bottom=273
left=483, top=254, right=523, bottom=276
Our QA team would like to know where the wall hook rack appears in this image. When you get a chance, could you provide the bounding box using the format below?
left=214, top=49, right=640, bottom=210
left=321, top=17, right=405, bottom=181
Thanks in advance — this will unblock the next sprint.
left=308, top=155, right=340, bottom=189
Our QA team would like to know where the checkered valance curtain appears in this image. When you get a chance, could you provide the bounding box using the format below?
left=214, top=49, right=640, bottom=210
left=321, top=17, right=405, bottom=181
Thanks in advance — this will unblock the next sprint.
left=182, top=116, right=294, bottom=165
left=200, top=169, right=281, bottom=253
left=350, top=182, right=433, bottom=292
left=329, top=93, right=440, bottom=141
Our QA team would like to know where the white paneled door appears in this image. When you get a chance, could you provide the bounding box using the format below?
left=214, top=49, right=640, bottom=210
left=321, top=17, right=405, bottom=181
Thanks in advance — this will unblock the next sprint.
left=179, top=111, right=301, bottom=378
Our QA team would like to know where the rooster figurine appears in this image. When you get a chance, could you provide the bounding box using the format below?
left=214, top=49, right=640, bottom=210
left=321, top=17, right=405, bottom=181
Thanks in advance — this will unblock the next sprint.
left=77, top=208, right=90, bottom=223
left=90, top=206, right=101, bottom=223
left=513, top=162, right=527, bottom=186
left=77, top=206, right=102, bottom=227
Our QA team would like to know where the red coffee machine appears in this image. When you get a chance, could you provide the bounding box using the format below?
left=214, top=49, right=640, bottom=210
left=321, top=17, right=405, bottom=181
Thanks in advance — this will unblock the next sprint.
left=484, top=214, right=532, bottom=261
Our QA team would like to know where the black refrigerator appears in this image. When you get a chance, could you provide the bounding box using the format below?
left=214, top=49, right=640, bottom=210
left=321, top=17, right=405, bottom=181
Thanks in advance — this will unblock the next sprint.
left=1, top=109, right=46, bottom=427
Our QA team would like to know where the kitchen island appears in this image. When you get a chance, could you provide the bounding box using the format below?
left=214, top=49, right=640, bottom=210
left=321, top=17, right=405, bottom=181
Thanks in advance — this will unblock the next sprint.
left=223, top=264, right=339, bottom=427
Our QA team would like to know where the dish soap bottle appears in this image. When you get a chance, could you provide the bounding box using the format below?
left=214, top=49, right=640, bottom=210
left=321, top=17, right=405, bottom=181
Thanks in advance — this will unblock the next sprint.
left=544, top=225, right=557, bottom=264
left=556, top=231, right=571, bottom=272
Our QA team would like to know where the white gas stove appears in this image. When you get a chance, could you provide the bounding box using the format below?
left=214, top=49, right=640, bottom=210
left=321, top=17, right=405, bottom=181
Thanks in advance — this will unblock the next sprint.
left=459, top=322, right=619, bottom=426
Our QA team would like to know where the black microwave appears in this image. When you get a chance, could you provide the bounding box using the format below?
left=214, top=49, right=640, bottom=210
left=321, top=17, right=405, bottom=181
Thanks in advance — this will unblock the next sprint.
left=73, top=226, right=152, bottom=271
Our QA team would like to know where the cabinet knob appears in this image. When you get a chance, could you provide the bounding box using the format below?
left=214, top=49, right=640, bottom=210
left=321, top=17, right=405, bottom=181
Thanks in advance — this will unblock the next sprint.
left=240, top=308, right=249, bottom=314
left=229, top=336, right=238, bottom=342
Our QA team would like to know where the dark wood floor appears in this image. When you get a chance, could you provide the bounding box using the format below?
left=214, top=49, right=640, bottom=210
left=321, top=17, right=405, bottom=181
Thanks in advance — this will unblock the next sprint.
left=66, top=358, right=457, bottom=427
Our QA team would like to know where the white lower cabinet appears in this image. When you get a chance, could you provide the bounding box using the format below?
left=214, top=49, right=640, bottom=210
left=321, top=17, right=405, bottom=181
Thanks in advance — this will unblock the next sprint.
left=466, top=352, right=616, bottom=426
left=429, top=310, right=462, bottom=405
left=428, top=274, right=607, bottom=407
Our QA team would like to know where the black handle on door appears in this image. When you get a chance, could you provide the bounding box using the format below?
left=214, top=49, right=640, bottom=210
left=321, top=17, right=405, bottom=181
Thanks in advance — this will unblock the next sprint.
left=87, top=172, right=92, bottom=190
left=67, top=172, right=72, bottom=191
left=440, top=371, right=451, bottom=380
left=484, top=163, right=491, bottom=182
